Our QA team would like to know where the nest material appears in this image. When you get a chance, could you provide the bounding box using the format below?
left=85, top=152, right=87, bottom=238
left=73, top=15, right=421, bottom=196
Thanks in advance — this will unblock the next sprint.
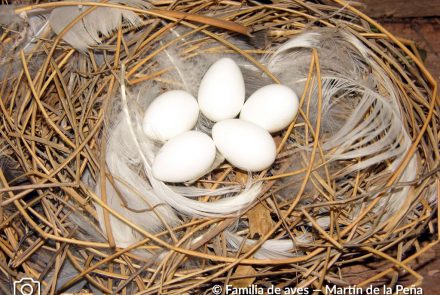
left=0, top=0, right=439, bottom=294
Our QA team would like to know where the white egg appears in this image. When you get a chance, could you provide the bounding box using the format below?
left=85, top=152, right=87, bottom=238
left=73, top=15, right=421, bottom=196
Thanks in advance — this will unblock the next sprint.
left=212, top=119, right=276, bottom=172
left=240, top=84, right=299, bottom=133
left=142, top=90, right=199, bottom=141
left=198, top=57, right=245, bottom=122
left=152, top=131, right=216, bottom=183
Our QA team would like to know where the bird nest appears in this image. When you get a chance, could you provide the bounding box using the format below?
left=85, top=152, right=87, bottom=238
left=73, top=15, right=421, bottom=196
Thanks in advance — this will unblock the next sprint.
left=0, top=0, right=439, bottom=294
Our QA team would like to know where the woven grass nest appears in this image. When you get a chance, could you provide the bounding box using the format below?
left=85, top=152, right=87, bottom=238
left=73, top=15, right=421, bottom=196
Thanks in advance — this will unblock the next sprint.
left=0, top=0, right=439, bottom=294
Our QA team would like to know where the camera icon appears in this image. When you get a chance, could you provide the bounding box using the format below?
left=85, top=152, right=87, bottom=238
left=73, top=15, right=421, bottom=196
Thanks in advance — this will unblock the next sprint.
left=13, top=278, right=41, bottom=295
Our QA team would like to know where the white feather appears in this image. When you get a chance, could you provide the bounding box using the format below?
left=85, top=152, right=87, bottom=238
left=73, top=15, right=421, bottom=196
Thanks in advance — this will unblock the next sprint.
left=49, top=0, right=147, bottom=51
left=224, top=28, right=419, bottom=256
left=94, top=118, right=180, bottom=249
left=23, top=16, right=50, bottom=52
left=266, top=29, right=417, bottom=220
left=225, top=231, right=312, bottom=260
left=148, top=176, right=262, bottom=217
